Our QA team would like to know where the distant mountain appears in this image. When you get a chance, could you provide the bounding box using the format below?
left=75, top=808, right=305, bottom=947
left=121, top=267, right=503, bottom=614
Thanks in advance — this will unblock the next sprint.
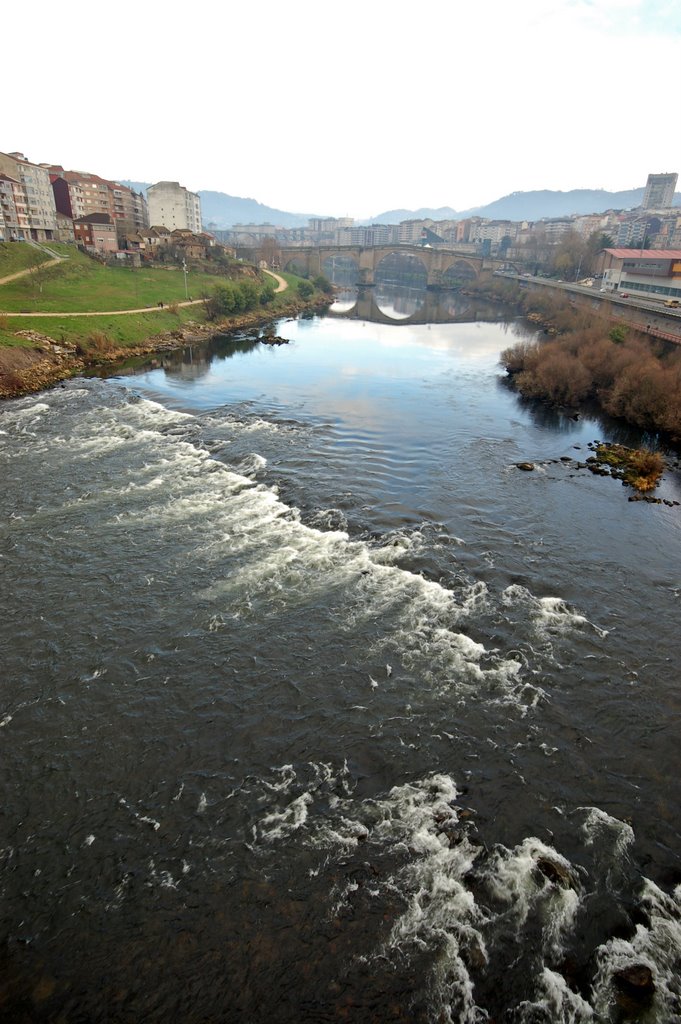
left=198, top=191, right=316, bottom=229
left=363, top=206, right=458, bottom=225
left=119, top=182, right=316, bottom=229
left=121, top=182, right=681, bottom=229
left=369, top=188, right=681, bottom=224
left=458, top=188, right=649, bottom=221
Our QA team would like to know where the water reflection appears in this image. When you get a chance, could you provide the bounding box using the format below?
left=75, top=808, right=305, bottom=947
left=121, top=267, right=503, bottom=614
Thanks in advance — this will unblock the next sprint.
left=329, top=287, right=358, bottom=313
left=322, top=255, right=358, bottom=287
left=375, top=281, right=426, bottom=319
left=375, top=252, right=428, bottom=319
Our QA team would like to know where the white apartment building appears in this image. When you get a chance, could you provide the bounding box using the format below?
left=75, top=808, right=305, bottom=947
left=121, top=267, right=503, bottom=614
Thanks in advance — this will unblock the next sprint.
left=147, top=181, right=202, bottom=233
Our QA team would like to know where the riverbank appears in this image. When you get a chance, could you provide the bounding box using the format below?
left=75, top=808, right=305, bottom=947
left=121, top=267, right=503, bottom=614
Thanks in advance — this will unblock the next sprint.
left=0, top=293, right=330, bottom=399
left=466, top=278, right=681, bottom=448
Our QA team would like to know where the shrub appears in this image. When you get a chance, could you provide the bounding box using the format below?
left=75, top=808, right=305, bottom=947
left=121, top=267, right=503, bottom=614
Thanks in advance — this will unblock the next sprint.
left=76, top=331, right=115, bottom=357
left=298, top=280, right=314, bottom=299
left=313, top=274, right=333, bottom=295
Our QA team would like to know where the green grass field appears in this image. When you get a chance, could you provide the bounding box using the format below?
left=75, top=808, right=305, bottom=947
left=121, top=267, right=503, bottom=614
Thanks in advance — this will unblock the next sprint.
left=0, top=255, right=321, bottom=353
left=0, top=242, right=55, bottom=279
left=0, top=243, right=251, bottom=313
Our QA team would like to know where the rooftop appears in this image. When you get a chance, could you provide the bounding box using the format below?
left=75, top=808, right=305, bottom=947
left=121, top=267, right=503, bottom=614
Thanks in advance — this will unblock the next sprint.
left=604, top=248, right=681, bottom=259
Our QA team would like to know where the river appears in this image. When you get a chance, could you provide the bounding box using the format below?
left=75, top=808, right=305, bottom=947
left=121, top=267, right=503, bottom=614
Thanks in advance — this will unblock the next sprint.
left=1, top=294, right=680, bottom=1022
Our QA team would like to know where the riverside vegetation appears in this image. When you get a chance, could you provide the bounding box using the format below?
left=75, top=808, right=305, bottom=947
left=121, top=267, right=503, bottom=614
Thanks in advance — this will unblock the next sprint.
left=0, top=243, right=331, bottom=398
left=472, top=277, right=681, bottom=446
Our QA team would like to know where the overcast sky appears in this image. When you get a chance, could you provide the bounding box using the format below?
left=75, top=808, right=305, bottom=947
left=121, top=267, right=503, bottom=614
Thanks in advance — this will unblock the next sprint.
left=5, top=0, right=679, bottom=218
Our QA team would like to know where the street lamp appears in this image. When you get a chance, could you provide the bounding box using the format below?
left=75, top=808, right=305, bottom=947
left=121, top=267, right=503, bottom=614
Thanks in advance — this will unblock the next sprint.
left=182, top=258, right=188, bottom=299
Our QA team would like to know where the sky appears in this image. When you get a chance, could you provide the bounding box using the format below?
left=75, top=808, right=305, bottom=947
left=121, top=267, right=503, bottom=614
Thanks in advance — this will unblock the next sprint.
left=5, top=0, right=680, bottom=219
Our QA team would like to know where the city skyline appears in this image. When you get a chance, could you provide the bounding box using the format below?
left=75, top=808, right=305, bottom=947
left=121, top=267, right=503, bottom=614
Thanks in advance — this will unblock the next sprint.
left=4, top=0, right=680, bottom=219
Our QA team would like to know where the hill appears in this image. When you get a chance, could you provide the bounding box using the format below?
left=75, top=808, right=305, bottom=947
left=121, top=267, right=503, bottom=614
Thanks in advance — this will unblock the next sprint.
left=122, top=182, right=681, bottom=229
left=363, top=206, right=459, bottom=225
left=369, top=188, right=681, bottom=224
left=119, top=182, right=316, bottom=229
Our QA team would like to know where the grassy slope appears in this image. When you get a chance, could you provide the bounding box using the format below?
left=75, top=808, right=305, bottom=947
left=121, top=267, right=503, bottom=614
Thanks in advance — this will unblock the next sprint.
left=0, top=243, right=246, bottom=313
left=0, top=242, right=54, bottom=278
left=0, top=245, right=317, bottom=350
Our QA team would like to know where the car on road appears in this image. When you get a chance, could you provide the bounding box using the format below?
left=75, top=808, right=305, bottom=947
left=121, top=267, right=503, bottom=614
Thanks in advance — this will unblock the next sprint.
left=620, top=293, right=630, bottom=299
left=664, top=299, right=680, bottom=308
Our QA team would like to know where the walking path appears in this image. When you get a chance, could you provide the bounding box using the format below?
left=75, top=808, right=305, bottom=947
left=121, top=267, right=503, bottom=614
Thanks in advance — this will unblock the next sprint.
left=0, top=299, right=206, bottom=318
left=0, top=270, right=288, bottom=318
left=263, top=269, right=288, bottom=293
left=0, top=257, right=63, bottom=287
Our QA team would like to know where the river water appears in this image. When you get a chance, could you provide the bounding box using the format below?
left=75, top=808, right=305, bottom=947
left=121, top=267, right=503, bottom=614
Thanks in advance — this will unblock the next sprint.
left=1, top=298, right=680, bottom=1022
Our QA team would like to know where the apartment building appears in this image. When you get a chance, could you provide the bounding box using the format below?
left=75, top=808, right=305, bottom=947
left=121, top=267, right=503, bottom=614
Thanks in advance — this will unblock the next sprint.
left=642, top=173, right=678, bottom=211
left=0, top=173, right=26, bottom=241
left=0, top=151, right=57, bottom=242
left=48, top=168, right=148, bottom=238
left=147, top=181, right=202, bottom=233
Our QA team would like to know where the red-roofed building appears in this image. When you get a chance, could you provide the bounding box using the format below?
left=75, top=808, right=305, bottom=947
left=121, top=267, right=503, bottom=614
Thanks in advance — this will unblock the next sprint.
left=597, top=248, right=681, bottom=302
left=73, top=213, right=118, bottom=253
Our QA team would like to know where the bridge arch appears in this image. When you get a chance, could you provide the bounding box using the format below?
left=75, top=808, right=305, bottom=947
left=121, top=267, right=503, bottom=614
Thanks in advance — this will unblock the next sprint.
left=439, top=258, right=479, bottom=288
left=281, top=253, right=311, bottom=276
left=375, top=250, right=428, bottom=285
left=276, top=244, right=486, bottom=288
left=322, top=253, right=359, bottom=286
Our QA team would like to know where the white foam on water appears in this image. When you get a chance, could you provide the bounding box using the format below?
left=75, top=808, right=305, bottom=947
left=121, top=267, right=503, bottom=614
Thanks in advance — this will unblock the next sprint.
left=579, top=806, right=635, bottom=860
left=147, top=859, right=179, bottom=891
left=252, top=762, right=356, bottom=845
left=483, top=837, right=582, bottom=958
left=4, top=387, right=593, bottom=731
left=236, top=452, right=267, bottom=477
left=243, top=762, right=676, bottom=1022
left=257, top=792, right=314, bottom=842
left=502, top=585, right=607, bottom=643
left=118, top=797, right=160, bottom=832
left=515, top=968, right=595, bottom=1023
left=591, top=878, right=681, bottom=1021
left=306, top=774, right=484, bottom=1024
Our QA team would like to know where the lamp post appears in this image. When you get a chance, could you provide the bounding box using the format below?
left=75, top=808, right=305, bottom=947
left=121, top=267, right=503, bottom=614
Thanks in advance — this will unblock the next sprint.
left=182, top=258, right=188, bottom=300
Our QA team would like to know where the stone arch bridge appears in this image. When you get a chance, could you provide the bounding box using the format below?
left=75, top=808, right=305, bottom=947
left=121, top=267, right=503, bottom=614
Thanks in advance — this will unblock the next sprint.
left=275, top=245, right=494, bottom=288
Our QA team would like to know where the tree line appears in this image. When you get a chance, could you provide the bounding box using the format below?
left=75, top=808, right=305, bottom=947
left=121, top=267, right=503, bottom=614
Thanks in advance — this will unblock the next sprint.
left=496, top=283, right=681, bottom=444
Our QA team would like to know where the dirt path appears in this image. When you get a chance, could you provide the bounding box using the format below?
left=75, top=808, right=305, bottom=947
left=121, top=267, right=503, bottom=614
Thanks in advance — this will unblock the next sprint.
left=1, top=272, right=287, bottom=318
left=0, top=298, right=206, bottom=318
left=263, top=269, right=288, bottom=293
left=0, top=257, right=63, bottom=287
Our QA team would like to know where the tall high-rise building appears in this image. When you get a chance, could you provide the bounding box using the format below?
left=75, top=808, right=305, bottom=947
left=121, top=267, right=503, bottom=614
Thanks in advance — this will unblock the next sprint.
left=147, top=181, right=202, bottom=233
left=642, top=172, right=678, bottom=210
